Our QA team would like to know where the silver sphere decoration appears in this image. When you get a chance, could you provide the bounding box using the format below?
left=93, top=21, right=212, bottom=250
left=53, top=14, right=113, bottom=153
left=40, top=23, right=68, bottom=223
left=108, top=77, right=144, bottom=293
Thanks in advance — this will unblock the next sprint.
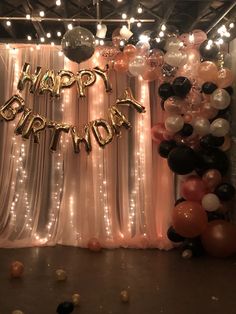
left=61, top=26, right=95, bottom=64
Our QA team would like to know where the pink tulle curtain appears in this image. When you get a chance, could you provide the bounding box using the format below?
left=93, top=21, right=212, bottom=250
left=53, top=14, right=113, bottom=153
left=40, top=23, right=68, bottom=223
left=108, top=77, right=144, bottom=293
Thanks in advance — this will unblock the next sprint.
left=0, top=44, right=174, bottom=249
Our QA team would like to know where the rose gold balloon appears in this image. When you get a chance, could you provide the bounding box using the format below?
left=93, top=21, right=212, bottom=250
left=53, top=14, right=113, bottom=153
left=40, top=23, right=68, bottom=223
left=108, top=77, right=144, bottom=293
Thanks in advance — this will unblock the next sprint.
left=114, top=53, right=129, bottom=73
left=186, top=89, right=202, bottom=107
left=179, top=33, right=193, bottom=48
left=216, top=68, right=234, bottom=88
left=177, top=63, right=199, bottom=81
left=185, top=48, right=200, bottom=64
left=183, top=114, right=193, bottom=123
left=147, top=49, right=164, bottom=68
left=197, top=61, right=218, bottom=82
left=200, top=101, right=218, bottom=119
left=181, top=175, right=208, bottom=201
left=10, top=261, right=24, bottom=278
left=142, top=67, right=159, bottom=81
left=123, top=44, right=137, bottom=59
left=112, top=27, right=123, bottom=47
left=151, top=123, right=166, bottom=143
left=202, top=169, right=222, bottom=192
left=88, top=238, right=102, bottom=252
left=192, top=29, right=207, bottom=47
left=220, top=135, right=231, bottom=151
left=98, top=45, right=119, bottom=60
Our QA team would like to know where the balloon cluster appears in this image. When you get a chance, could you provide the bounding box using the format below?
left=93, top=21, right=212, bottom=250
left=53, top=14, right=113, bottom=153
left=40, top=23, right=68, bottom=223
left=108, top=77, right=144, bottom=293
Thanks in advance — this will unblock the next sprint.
left=147, top=30, right=236, bottom=258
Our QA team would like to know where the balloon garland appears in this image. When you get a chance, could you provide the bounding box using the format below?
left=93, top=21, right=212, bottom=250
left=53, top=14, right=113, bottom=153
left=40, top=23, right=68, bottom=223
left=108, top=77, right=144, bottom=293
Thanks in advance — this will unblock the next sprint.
left=96, top=28, right=236, bottom=258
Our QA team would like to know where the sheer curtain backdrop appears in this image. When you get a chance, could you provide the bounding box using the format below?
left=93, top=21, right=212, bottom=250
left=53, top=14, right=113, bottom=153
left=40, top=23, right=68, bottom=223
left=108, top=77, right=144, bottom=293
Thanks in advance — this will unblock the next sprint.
left=0, top=44, right=174, bottom=249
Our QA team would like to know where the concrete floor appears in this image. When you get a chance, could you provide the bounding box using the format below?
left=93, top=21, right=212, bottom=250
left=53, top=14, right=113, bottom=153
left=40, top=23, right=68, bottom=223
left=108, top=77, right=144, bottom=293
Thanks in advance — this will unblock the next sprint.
left=0, top=246, right=236, bottom=314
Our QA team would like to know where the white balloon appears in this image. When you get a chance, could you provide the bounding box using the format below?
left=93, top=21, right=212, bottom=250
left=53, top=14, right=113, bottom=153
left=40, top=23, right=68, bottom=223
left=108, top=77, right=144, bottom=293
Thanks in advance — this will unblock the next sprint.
left=128, top=55, right=146, bottom=76
left=193, top=117, right=210, bottom=136
left=210, top=88, right=231, bottom=110
left=201, top=193, right=220, bottom=212
left=164, top=50, right=186, bottom=67
left=210, top=118, right=230, bottom=137
left=165, top=115, right=184, bottom=133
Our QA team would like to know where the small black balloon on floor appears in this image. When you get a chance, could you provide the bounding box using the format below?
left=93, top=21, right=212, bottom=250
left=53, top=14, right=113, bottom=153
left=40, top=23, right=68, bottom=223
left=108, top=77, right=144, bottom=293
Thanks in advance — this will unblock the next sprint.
left=167, top=226, right=185, bottom=243
left=215, top=183, right=236, bottom=201
left=57, top=302, right=74, bottom=314
left=158, top=140, right=177, bottom=158
left=182, top=238, right=205, bottom=257
left=202, top=82, right=218, bottom=94
left=172, top=76, right=192, bottom=97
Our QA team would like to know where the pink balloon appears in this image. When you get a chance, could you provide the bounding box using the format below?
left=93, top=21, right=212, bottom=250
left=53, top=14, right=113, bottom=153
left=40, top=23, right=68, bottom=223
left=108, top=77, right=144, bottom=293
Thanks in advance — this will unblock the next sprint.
left=197, top=61, right=218, bottom=83
left=202, top=169, right=222, bottom=192
left=185, top=48, right=201, bottom=64
left=142, top=66, right=159, bottom=81
left=216, top=68, right=234, bottom=88
left=147, top=49, right=164, bottom=68
left=199, top=101, right=218, bottom=119
left=181, top=175, right=208, bottom=201
left=192, top=29, right=207, bottom=47
left=151, top=123, right=166, bottom=143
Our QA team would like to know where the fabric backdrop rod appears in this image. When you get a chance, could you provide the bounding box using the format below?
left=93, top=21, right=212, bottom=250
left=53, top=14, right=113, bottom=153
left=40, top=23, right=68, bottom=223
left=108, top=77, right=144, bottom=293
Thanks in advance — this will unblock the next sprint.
left=0, top=17, right=155, bottom=23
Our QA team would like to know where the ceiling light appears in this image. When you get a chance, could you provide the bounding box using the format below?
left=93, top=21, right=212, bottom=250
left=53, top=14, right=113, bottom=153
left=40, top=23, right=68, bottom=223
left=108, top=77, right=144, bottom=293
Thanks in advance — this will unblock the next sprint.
left=137, top=6, right=143, bottom=14
left=229, top=22, right=235, bottom=28
left=57, top=31, right=62, bottom=37
left=161, top=24, right=166, bottom=31
left=122, top=13, right=127, bottom=19
left=97, top=24, right=102, bottom=30
left=27, top=35, right=32, bottom=41
left=26, top=14, right=31, bottom=19
left=56, top=0, right=61, bottom=5
left=137, top=21, right=142, bottom=27
left=156, top=37, right=161, bottom=43
left=51, top=42, right=55, bottom=46
left=99, top=39, right=104, bottom=46
left=159, top=31, right=164, bottom=37
left=40, top=37, right=45, bottom=43
left=46, top=32, right=51, bottom=38
left=6, top=21, right=11, bottom=27
left=67, top=24, right=73, bottom=30
left=39, top=11, right=45, bottom=17
left=130, top=17, right=135, bottom=23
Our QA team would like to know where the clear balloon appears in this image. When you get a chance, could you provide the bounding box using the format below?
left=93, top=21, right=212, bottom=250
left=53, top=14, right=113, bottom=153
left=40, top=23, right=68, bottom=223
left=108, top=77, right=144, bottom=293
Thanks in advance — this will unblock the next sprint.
left=136, top=41, right=150, bottom=56
left=164, top=50, right=186, bottom=67
left=165, top=37, right=183, bottom=51
left=61, top=26, right=95, bottom=64
left=123, top=44, right=137, bottom=59
left=128, top=55, right=147, bottom=76
left=210, top=118, right=230, bottom=137
left=164, top=97, right=185, bottom=115
left=199, top=101, right=218, bottom=120
left=210, top=88, right=231, bottom=110
left=165, top=114, right=184, bottom=133
left=197, top=61, right=218, bottom=82
left=184, top=48, right=201, bottom=64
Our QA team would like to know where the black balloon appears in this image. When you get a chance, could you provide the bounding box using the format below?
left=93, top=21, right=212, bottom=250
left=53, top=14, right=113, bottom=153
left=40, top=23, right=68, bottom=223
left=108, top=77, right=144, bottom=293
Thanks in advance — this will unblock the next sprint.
left=224, top=86, right=233, bottom=95
left=202, top=82, right=218, bottom=94
left=199, top=40, right=219, bottom=60
left=174, top=197, right=186, bottom=206
left=172, top=76, right=192, bottom=97
left=57, top=302, right=74, bottom=314
left=158, top=82, right=174, bottom=100
left=195, top=147, right=229, bottom=175
left=167, top=226, right=185, bottom=243
left=207, top=211, right=225, bottom=222
left=215, top=183, right=235, bottom=201
left=200, top=134, right=225, bottom=149
left=160, top=99, right=165, bottom=111
left=179, top=123, right=193, bottom=137
left=158, top=140, right=177, bottom=158
left=182, top=238, right=205, bottom=257
left=168, top=145, right=197, bottom=175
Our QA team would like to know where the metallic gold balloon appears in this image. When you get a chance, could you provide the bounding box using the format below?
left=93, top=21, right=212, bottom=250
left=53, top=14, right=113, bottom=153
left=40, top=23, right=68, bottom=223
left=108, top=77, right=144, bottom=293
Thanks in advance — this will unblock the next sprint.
left=93, top=65, right=112, bottom=93
left=61, top=26, right=95, bottom=64
left=71, top=125, right=92, bottom=153
left=21, top=114, right=47, bottom=143
left=39, top=69, right=55, bottom=96
left=47, top=122, right=70, bottom=151
left=120, top=290, right=129, bottom=303
left=55, top=269, right=67, bottom=281
left=182, top=249, right=193, bottom=259
left=109, top=105, right=131, bottom=135
left=0, top=94, right=25, bottom=121
left=91, top=119, right=114, bottom=147
left=54, top=70, right=76, bottom=97
left=116, top=88, right=146, bottom=113
left=14, top=108, right=32, bottom=136
left=76, top=70, right=96, bottom=97
left=72, top=293, right=80, bottom=306
left=17, top=62, right=42, bottom=93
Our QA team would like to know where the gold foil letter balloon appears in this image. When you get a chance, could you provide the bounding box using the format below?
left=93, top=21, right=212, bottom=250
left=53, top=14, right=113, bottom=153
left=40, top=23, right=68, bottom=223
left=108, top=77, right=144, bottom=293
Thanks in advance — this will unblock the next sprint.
left=70, top=125, right=92, bottom=153
left=53, top=70, right=76, bottom=97
left=61, top=26, right=96, bottom=64
left=116, top=88, right=146, bottom=113
left=91, top=119, right=114, bottom=147
left=109, top=105, right=131, bottom=135
left=17, top=62, right=42, bottom=93
left=47, top=122, right=70, bottom=151
left=76, top=70, right=96, bottom=97
left=0, top=95, right=25, bottom=121
left=93, top=65, right=112, bottom=93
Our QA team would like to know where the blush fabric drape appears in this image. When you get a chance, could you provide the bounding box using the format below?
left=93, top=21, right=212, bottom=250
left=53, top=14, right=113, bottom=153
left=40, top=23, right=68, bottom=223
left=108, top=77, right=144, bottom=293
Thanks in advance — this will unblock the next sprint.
left=0, top=44, right=174, bottom=249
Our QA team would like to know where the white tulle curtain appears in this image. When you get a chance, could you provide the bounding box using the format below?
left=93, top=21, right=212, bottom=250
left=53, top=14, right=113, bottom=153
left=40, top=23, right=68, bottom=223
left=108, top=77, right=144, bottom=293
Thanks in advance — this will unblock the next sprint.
left=0, top=44, right=174, bottom=249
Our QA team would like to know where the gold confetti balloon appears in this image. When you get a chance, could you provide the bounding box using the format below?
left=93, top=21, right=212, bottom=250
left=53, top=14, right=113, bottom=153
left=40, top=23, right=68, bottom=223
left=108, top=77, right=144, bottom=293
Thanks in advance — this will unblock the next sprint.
left=55, top=269, right=67, bottom=281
